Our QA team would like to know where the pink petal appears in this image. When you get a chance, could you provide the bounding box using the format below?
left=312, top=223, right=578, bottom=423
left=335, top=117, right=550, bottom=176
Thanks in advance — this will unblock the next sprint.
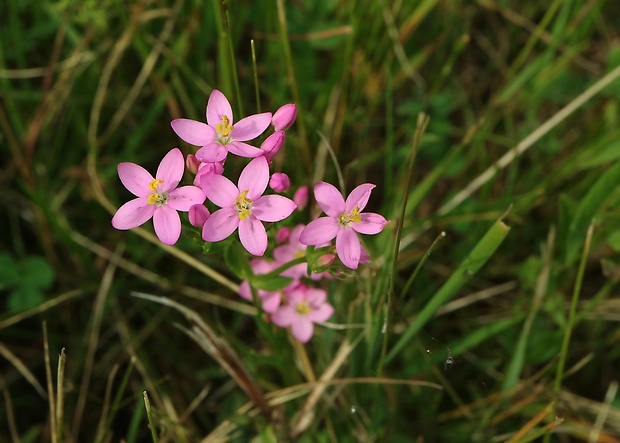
left=260, top=131, right=285, bottom=159
left=238, top=281, right=252, bottom=301
left=271, top=305, right=295, bottom=327
left=202, top=207, right=239, bottom=242
left=153, top=205, right=181, bottom=245
left=345, top=183, right=376, bottom=212
left=299, top=217, right=339, bottom=246
left=252, top=195, right=297, bottom=222
left=260, top=292, right=281, bottom=314
left=307, top=304, right=334, bottom=323
left=227, top=141, right=263, bottom=158
left=171, top=119, right=215, bottom=146
left=238, top=156, right=269, bottom=200
left=232, top=113, right=272, bottom=141
left=314, top=182, right=345, bottom=217
left=112, top=198, right=154, bottom=229
left=206, top=89, right=233, bottom=127
left=167, top=186, right=206, bottom=211
left=336, top=228, right=361, bottom=269
left=189, top=204, right=210, bottom=227
left=291, top=318, right=313, bottom=343
left=238, top=216, right=268, bottom=256
left=200, top=173, right=238, bottom=208
left=156, top=148, right=184, bottom=191
left=352, top=212, right=388, bottom=235
left=196, top=143, right=228, bottom=163
left=272, top=104, right=297, bottom=131
left=117, top=163, right=153, bottom=197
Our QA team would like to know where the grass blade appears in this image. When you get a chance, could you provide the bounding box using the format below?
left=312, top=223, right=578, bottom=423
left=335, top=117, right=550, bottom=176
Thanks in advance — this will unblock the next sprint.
left=387, top=216, right=511, bottom=363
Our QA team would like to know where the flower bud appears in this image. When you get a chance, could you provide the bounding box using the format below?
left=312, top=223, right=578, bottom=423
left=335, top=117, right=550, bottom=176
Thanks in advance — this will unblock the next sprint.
left=189, top=204, right=210, bottom=228
left=269, top=172, right=290, bottom=193
left=194, top=161, right=225, bottom=186
left=275, top=226, right=291, bottom=244
left=186, top=154, right=200, bottom=174
left=260, top=131, right=285, bottom=160
left=272, top=103, right=297, bottom=131
left=317, top=253, right=336, bottom=268
left=293, top=185, right=309, bottom=210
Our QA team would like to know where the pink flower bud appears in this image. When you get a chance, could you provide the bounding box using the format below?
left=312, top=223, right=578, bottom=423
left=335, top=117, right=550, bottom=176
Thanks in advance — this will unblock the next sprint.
left=186, top=154, right=200, bottom=174
left=317, top=253, right=336, bottom=268
left=293, top=185, right=309, bottom=210
left=189, top=204, right=210, bottom=228
left=260, top=131, right=285, bottom=160
left=269, top=172, right=290, bottom=193
left=275, top=226, right=292, bottom=244
left=272, top=103, right=297, bottom=131
left=193, top=161, right=225, bottom=186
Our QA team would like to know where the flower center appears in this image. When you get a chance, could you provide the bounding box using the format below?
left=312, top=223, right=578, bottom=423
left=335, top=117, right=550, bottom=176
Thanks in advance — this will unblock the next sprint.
left=147, top=179, right=168, bottom=206
left=215, top=115, right=234, bottom=144
left=338, top=206, right=361, bottom=227
left=295, top=301, right=312, bottom=315
left=235, top=190, right=253, bottom=220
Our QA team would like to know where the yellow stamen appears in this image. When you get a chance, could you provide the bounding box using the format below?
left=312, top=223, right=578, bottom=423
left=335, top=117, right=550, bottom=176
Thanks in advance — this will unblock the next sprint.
left=235, top=190, right=252, bottom=220
left=149, top=179, right=164, bottom=191
left=339, top=206, right=361, bottom=227
left=295, top=301, right=311, bottom=315
left=216, top=115, right=233, bottom=138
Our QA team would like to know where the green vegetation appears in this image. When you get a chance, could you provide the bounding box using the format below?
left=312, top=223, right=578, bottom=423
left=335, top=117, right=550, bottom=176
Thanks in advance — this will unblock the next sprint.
left=2, top=0, right=620, bottom=441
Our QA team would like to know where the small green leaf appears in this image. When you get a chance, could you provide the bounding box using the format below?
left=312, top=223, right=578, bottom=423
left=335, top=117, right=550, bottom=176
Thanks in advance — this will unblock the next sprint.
left=0, top=253, right=20, bottom=288
left=224, top=242, right=252, bottom=280
left=7, top=286, right=46, bottom=312
left=20, top=256, right=55, bottom=289
left=251, top=275, right=293, bottom=292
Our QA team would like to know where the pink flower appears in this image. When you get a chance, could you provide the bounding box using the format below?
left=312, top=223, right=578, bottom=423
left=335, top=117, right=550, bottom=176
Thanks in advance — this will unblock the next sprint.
left=200, top=156, right=297, bottom=256
left=272, top=104, right=297, bottom=131
left=271, top=285, right=334, bottom=343
left=171, top=89, right=272, bottom=163
left=111, top=148, right=206, bottom=245
left=274, top=224, right=330, bottom=280
left=260, top=131, right=285, bottom=160
left=238, top=259, right=291, bottom=313
left=269, top=172, right=290, bottom=193
left=194, top=160, right=224, bottom=186
left=299, top=182, right=388, bottom=269
left=293, top=186, right=309, bottom=210
left=189, top=204, right=210, bottom=228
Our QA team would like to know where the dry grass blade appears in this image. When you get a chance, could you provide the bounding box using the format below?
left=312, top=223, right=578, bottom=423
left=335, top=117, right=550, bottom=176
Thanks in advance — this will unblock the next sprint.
left=0, top=376, right=20, bottom=443
left=43, top=322, right=56, bottom=443
left=0, top=342, right=47, bottom=399
left=0, top=289, right=83, bottom=331
left=589, top=381, right=619, bottom=443
left=505, top=401, right=555, bottom=443
left=55, top=348, right=66, bottom=442
left=439, top=64, right=620, bottom=216
left=131, top=292, right=272, bottom=419
left=72, top=244, right=122, bottom=439
left=291, top=337, right=359, bottom=437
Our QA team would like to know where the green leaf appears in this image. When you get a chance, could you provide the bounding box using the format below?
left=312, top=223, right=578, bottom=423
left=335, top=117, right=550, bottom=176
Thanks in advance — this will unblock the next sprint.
left=0, top=253, right=20, bottom=288
left=20, top=256, right=55, bottom=289
left=250, top=275, right=293, bottom=292
left=387, top=217, right=511, bottom=363
left=223, top=242, right=252, bottom=281
left=565, top=160, right=620, bottom=264
left=7, top=285, right=46, bottom=312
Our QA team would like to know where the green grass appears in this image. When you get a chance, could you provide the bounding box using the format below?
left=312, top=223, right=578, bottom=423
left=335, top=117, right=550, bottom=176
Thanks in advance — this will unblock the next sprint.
left=2, top=0, right=620, bottom=441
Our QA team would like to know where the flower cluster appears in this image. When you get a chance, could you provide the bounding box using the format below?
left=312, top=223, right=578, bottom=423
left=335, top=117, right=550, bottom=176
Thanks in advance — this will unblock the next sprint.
left=112, top=89, right=389, bottom=342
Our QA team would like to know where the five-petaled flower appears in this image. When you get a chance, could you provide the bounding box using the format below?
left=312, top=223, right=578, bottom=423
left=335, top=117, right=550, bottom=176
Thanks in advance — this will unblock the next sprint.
left=171, top=89, right=272, bottom=163
left=271, top=284, right=334, bottom=343
left=299, top=182, right=388, bottom=269
left=111, top=148, right=206, bottom=245
left=200, top=156, right=297, bottom=256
